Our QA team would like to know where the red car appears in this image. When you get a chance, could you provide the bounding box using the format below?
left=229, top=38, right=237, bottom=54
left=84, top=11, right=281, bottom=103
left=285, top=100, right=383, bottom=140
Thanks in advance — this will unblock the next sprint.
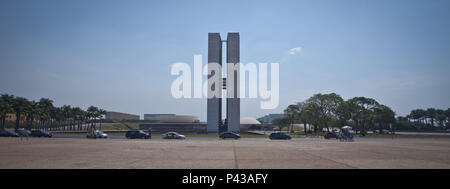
left=324, top=132, right=337, bottom=139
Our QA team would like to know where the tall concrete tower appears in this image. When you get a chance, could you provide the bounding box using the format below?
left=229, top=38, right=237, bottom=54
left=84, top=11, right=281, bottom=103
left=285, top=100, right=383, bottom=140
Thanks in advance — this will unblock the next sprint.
left=207, top=33, right=222, bottom=134
left=207, top=32, right=240, bottom=134
left=226, top=33, right=240, bottom=133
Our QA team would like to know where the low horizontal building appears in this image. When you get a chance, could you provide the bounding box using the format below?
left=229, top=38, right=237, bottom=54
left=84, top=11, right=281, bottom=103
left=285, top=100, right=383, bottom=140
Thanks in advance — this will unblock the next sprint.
left=140, top=114, right=201, bottom=133
left=143, top=114, right=198, bottom=123
left=4, top=113, right=26, bottom=122
left=139, top=123, right=205, bottom=133
left=106, top=111, right=139, bottom=121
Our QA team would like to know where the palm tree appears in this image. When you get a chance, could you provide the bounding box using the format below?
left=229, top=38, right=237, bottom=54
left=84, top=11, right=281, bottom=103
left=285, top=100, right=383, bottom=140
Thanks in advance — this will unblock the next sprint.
left=87, top=106, right=99, bottom=130
left=12, top=97, right=31, bottom=130
left=98, top=109, right=107, bottom=130
left=61, top=105, right=72, bottom=131
left=71, top=107, right=84, bottom=131
left=38, top=98, right=54, bottom=130
left=0, top=94, right=14, bottom=130
left=24, top=101, right=39, bottom=130
left=52, top=107, right=64, bottom=131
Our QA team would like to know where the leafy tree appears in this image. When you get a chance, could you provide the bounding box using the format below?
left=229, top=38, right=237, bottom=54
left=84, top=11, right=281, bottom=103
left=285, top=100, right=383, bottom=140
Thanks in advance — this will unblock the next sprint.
left=305, top=93, right=344, bottom=132
left=410, top=109, right=426, bottom=129
left=336, top=101, right=352, bottom=126
left=347, top=97, right=380, bottom=134
left=435, top=109, right=446, bottom=127
left=373, top=105, right=396, bottom=130
left=446, top=108, right=450, bottom=128
left=297, top=102, right=310, bottom=134
left=284, top=104, right=299, bottom=133
left=426, top=108, right=437, bottom=127
left=272, top=117, right=291, bottom=131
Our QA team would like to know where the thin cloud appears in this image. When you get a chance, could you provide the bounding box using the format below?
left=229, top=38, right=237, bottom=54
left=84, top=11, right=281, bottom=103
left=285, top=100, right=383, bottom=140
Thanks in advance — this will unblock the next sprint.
left=288, top=47, right=302, bottom=55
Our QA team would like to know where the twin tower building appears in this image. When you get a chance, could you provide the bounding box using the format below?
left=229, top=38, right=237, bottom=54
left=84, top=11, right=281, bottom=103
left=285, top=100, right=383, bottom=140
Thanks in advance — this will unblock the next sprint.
left=207, top=32, right=240, bottom=134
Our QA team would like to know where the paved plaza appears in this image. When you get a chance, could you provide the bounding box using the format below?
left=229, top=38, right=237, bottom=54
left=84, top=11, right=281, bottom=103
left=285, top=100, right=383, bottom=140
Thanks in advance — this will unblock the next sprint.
left=0, top=138, right=449, bottom=169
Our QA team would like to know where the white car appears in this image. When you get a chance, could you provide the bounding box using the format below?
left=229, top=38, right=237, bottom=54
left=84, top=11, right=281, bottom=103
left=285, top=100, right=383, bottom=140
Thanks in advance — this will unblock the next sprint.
left=86, top=130, right=108, bottom=139
left=162, top=132, right=185, bottom=139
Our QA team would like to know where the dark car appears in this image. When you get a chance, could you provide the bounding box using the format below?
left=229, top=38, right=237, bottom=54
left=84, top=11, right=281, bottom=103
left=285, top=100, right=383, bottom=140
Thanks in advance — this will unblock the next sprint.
left=0, top=130, right=20, bottom=137
left=126, top=130, right=150, bottom=139
left=162, top=132, right=185, bottom=139
left=324, top=132, right=337, bottom=139
left=30, top=130, right=53, bottom=137
left=219, top=132, right=240, bottom=139
left=16, top=128, right=31, bottom=137
left=269, top=132, right=291, bottom=140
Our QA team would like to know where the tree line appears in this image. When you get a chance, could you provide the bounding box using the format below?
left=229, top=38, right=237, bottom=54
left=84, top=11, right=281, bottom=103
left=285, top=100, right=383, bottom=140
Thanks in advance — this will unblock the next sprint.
left=0, top=93, right=107, bottom=131
left=275, top=93, right=397, bottom=135
left=397, top=108, right=450, bottom=130
left=275, top=93, right=450, bottom=134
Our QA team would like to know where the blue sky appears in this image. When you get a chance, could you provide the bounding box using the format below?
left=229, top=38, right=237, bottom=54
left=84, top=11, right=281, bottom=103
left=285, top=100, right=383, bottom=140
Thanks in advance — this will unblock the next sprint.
left=1, top=0, right=449, bottom=121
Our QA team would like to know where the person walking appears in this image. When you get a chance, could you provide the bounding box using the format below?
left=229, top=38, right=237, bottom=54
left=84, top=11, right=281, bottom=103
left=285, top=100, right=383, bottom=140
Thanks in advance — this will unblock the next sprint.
left=148, top=128, right=152, bottom=139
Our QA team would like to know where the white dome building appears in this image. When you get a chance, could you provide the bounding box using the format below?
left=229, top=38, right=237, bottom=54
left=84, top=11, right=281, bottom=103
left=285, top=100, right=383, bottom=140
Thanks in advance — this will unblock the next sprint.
left=239, top=117, right=262, bottom=132
left=240, top=117, right=261, bottom=125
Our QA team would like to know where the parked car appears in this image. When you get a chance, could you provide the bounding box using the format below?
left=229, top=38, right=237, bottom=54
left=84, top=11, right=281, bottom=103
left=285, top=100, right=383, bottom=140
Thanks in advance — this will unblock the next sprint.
left=16, top=128, right=31, bottom=136
left=30, top=129, right=53, bottom=137
left=373, top=129, right=390, bottom=134
left=269, top=132, right=291, bottom=140
left=324, top=132, right=337, bottom=139
left=86, top=130, right=108, bottom=139
left=126, top=130, right=150, bottom=139
left=0, top=130, right=20, bottom=137
left=219, top=132, right=240, bottom=139
left=162, top=132, right=185, bottom=139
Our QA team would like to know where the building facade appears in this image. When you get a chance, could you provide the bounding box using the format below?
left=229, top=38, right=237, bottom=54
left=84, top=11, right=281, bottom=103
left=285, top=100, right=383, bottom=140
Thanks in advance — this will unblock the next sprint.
left=4, top=113, right=27, bottom=122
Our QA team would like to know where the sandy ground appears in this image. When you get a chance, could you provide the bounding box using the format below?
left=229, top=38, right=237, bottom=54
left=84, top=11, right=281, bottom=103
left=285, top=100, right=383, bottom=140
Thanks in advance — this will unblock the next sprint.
left=0, top=137, right=449, bottom=169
